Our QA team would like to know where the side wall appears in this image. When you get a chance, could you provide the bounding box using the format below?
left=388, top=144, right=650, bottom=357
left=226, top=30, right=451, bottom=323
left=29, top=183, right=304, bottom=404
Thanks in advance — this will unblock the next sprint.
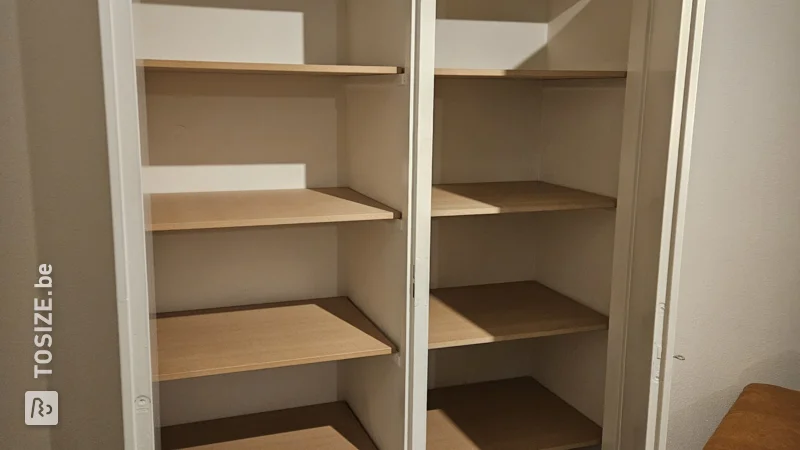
left=0, top=0, right=126, bottom=448
left=0, top=0, right=50, bottom=448
left=665, top=1, right=800, bottom=447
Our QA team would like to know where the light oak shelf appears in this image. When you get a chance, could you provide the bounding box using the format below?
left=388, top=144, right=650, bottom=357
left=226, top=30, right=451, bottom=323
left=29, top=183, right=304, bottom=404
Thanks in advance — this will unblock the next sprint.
left=427, top=377, right=602, bottom=450
left=156, top=297, right=395, bottom=381
left=435, top=68, right=627, bottom=80
left=161, top=402, right=377, bottom=450
left=143, top=59, right=404, bottom=76
left=431, top=181, right=617, bottom=218
left=429, top=281, right=608, bottom=350
left=149, top=188, right=400, bottom=232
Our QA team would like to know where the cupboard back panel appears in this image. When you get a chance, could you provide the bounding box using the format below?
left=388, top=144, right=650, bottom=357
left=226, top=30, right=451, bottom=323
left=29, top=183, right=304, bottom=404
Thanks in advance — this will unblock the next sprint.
left=135, top=0, right=344, bottom=64
left=144, top=72, right=345, bottom=188
left=159, top=363, right=338, bottom=426
left=433, top=79, right=542, bottom=185
left=547, top=0, right=633, bottom=71
left=435, top=0, right=549, bottom=70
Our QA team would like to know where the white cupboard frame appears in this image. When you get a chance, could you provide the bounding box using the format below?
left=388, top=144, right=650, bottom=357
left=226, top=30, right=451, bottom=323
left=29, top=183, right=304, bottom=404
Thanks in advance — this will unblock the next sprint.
left=97, top=0, right=707, bottom=448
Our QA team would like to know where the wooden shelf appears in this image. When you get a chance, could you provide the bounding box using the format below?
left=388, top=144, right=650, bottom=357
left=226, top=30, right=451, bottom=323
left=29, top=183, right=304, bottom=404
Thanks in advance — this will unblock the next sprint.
left=161, top=402, right=377, bottom=450
left=143, top=59, right=404, bottom=76
left=428, top=377, right=602, bottom=450
left=156, top=297, right=395, bottom=381
left=431, top=181, right=616, bottom=218
left=149, top=188, right=400, bottom=232
left=435, top=68, right=627, bottom=80
left=429, top=281, right=608, bottom=349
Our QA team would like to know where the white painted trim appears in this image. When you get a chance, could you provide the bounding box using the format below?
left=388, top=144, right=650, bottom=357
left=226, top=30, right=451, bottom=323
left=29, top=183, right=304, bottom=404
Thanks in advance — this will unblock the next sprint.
left=407, top=0, right=436, bottom=449
left=603, top=0, right=705, bottom=448
left=644, top=0, right=705, bottom=445
left=653, top=1, right=708, bottom=448
left=97, top=0, right=156, bottom=448
left=603, top=0, right=663, bottom=444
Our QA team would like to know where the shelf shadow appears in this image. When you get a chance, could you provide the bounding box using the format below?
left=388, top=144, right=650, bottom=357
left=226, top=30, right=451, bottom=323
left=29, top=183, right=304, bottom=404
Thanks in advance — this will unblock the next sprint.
left=310, top=187, right=402, bottom=219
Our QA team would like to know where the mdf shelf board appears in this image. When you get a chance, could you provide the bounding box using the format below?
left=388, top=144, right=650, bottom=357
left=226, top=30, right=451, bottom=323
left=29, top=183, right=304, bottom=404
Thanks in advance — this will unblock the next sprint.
left=429, top=281, right=609, bottom=350
left=427, top=377, right=602, bottom=450
left=149, top=188, right=401, bottom=231
left=431, top=181, right=617, bottom=218
left=143, top=59, right=404, bottom=76
left=435, top=68, right=627, bottom=80
left=160, top=402, right=377, bottom=450
left=156, top=297, right=395, bottom=381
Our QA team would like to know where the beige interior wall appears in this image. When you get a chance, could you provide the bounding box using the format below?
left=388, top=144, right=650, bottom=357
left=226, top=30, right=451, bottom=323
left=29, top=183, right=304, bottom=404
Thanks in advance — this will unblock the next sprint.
left=432, top=79, right=542, bottom=185
left=435, top=0, right=549, bottom=70
left=159, top=363, right=338, bottom=426
left=666, top=1, right=800, bottom=448
left=0, top=0, right=125, bottom=448
left=144, top=72, right=345, bottom=187
left=346, top=0, right=410, bottom=67
left=135, top=0, right=345, bottom=65
left=547, top=0, right=632, bottom=71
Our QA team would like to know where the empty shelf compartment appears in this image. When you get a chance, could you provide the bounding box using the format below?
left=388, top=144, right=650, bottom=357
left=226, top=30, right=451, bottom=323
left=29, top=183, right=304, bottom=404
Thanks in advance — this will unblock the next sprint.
left=432, top=181, right=616, bottom=217
left=429, top=281, right=608, bottom=349
left=156, top=297, right=395, bottom=381
left=149, top=188, right=400, bottom=231
left=435, top=68, right=627, bottom=80
left=427, top=377, right=602, bottom=450
left=143, top=59, right=404, bottom=76
left=160, top=402, right=377, bottom=450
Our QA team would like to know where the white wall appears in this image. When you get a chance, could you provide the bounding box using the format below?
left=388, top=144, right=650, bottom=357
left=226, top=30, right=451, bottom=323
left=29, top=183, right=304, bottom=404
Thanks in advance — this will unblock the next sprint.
left=666, top=1, right=800, bottom=448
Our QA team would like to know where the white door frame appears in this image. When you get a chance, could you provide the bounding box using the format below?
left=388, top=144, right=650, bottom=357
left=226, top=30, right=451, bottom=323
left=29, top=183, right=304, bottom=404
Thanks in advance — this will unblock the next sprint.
left=602, top=0, right=707, bottom=448
left=651, top=0, right=708, bottom=448
left=97, top=0, right=708, bottom=447
left=97, top=0, right=157, bottom=449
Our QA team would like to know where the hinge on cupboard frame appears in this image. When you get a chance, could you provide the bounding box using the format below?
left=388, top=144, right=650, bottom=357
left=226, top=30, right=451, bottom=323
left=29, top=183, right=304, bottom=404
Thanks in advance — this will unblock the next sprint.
left=411, top=263, right=416, bottom=298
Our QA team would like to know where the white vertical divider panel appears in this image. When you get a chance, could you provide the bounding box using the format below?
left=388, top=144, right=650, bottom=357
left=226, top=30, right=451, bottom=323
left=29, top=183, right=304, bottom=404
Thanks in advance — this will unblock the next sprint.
left=98, top=0, right=157, bottom=447
left=338, top=2, right=415, bottom=450
left=407, top=1, right=436, bottom=448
